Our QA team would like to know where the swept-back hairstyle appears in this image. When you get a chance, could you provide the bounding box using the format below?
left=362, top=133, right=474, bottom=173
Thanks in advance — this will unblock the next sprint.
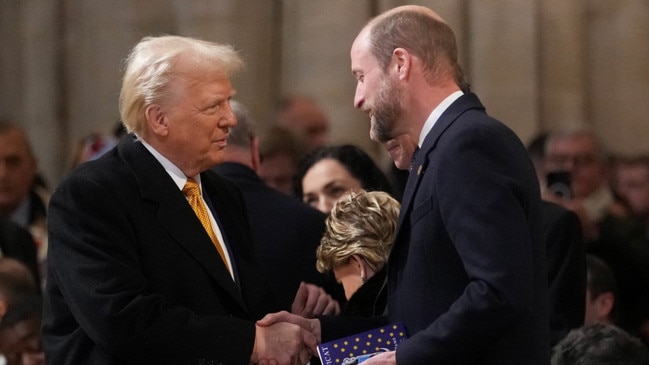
left=119, top=35, right=243, bottom=135
left=316, top=190, right=400, bottom=273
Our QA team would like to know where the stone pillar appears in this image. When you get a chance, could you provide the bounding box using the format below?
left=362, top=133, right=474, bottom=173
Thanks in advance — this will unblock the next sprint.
left=0, top=0, right=24, bottom=121
left=586, top=0, right=649, bottom=155
left=468, top=0, right=539, bottom=144
left=537, top=0, right=587, bottom=132
left=61, top=0, right=137, bottom=179
left=2, top=0, right=63, bottom=186
left=174, top=0, right=278, bottom=128
left=280, top=0, right=374, bottom=154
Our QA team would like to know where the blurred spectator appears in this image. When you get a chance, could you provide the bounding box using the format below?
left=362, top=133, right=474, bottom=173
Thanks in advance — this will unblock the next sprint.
left=543, top=126, right=626, bottom=240
left=525, top=132, right=587, bottom=344
left=544, top=126, right=649, bottom=342
left=611, top=155, right=649, bottom=238
left=542, top=201, right=587, bottom=346
left=213, top=100, right=344, bottom=311
left=0, top=122, right=48, bottom=286
left=526, top=131, right=550, bottom=187
left=257, top=124, right=308, bottom=195
left=293, top=145, right=395, bottom=214
left=0, top=258, right=41, bottom=365
left=585, top=254, right=618, bottom=326
left=316, top=190, right=399, bottom=317
left=68, top=133, right=118, bottom=169
left=0, top=295, right=44, bottom=365
left=276, top=96, right=330, bottom=151
left=382, top=133, right=418, bottom=202
left=0, top=257, right=38, bottom=307
left=551, top=323, right=649, bottom=365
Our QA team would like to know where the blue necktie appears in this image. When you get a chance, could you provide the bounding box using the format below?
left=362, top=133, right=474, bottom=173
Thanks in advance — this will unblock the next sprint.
left=410, top=146, right=420, bottom=171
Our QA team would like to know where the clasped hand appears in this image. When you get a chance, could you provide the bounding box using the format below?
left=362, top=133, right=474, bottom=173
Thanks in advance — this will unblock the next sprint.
left=250, top=282, right=339, bottom=364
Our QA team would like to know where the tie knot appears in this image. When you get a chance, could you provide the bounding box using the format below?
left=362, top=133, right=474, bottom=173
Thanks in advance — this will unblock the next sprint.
left=183, top=178, right=200, bottom=197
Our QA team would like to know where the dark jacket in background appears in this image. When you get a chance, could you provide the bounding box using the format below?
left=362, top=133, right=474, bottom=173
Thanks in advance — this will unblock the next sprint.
left=0, top=217, right=39, bottom=285
left=541, top=200, right=586, bottom=346
left=213, top=162, right=345, bottom=309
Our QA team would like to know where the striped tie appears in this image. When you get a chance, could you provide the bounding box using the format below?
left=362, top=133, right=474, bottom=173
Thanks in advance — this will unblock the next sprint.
left=183, top=178, right=231, bottom=273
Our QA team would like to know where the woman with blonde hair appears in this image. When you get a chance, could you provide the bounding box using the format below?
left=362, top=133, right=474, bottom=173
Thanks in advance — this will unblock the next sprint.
left=316, top=189, right=400, bottom=317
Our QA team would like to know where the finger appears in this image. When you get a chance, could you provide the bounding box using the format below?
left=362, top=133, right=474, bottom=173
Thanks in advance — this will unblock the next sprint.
left=322, top=298, right=340, bottom=315
left=290, top=282, right=308, bottom=314
left=257, top=310, right=290, bottom=326
left=302, top=328, right=318, bottom=355
left=311, top=292, right=330, bottom=317
left=297, top=347, right=311, bottom=365
left=299, top=285, right=319, bottom=317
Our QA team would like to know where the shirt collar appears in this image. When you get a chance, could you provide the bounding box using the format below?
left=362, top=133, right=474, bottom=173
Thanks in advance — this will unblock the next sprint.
left=418, top=90, right=464, bottom=147
left=137, top=136, right=201, bottom=190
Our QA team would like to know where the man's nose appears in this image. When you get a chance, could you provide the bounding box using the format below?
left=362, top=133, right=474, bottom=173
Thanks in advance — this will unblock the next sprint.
left=354, top=84, right=364, bottom=109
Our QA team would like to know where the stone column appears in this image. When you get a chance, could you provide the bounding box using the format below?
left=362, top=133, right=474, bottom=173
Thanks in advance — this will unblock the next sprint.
left=3, top=0, right=64, bottom=186
left=174, top=0, right=278, bottom=128
left=586, top=0, right=649, bottom=155
left=280, top=0, right=374, bottom=154
left=468, top=0, right=539, bottom=144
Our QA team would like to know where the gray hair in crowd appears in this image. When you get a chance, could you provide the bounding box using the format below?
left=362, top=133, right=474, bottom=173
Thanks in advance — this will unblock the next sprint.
left=228, top=100, right=257, bottom=149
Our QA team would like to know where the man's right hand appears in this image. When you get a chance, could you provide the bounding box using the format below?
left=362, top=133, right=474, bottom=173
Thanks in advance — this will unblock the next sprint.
left=257, top=311, right=322, bottom=345
left=250, top=321, right=315, bottom=365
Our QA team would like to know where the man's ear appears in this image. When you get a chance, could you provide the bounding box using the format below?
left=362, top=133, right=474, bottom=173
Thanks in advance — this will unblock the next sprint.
left=596, top=292, right=615, bottom=320
left=392, top=47, right=411, bottom=80
left=144, top=104, right=169, bottom=136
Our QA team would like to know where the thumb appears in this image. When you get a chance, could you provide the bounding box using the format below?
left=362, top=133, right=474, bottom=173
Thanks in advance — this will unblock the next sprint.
left=256, top=310, right=291, bottom=327
left=303, top=329, right=318, bottom=355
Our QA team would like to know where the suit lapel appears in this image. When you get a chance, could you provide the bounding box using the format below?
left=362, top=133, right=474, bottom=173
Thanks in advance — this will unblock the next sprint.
left=394, top=93, right=486, bottom=243
left=118, top=137, right=247, bottom=310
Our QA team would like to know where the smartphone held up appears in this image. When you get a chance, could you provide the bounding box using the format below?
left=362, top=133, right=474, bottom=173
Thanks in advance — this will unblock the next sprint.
left=546, top=171, right=572, bottom=200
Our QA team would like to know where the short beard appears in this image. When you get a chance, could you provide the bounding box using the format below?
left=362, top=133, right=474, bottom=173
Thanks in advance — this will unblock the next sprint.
left=371, top=75, right=403, bottom=143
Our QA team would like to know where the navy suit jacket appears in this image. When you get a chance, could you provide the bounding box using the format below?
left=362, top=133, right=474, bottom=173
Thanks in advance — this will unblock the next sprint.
left=0, top=217, right=39, bottom=283
left=390, top=93, right=549, bottom=364
left=43, top=136, right=281, bottom=364
left=213, top=162, right=345, bottom=309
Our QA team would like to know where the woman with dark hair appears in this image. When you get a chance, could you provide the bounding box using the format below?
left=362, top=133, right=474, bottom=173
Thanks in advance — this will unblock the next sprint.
left=293, top=144, right=395, bottom=214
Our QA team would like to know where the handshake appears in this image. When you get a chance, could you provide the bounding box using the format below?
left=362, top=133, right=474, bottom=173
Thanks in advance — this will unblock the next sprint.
left=249, top=282, right=335, bottom=365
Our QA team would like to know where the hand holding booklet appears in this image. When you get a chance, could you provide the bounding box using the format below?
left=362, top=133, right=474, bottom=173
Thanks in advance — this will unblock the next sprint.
left=316, top=322, right=408, bottom=365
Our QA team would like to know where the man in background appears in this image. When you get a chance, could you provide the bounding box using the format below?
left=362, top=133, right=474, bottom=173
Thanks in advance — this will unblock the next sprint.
left=276, top=96, right=330, bottom=152
left=0, top=122, right=48, bottom=285
left=214, top=100, right=344, bottom=312
left=545, top=128, right=649, bottom=343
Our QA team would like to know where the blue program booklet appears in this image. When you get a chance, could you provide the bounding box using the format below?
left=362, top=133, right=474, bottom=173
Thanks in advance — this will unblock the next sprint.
left=316, top=322, right=408, bottom=365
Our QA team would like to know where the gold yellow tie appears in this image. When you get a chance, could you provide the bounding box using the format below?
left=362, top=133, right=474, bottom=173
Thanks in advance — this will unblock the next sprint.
left=183, top=178, right=231, bottom=273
